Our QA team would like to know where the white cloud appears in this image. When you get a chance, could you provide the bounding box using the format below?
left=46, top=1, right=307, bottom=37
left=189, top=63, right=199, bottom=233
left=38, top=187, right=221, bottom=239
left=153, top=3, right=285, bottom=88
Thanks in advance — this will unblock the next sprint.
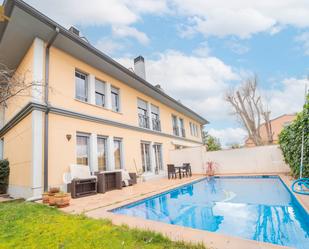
left=265, top=77, right=308, bottom=118
left=24, top=0, right=309, bottom=42
left=127, top=0, right=169, bottom=14
left=208, top=127, right=247, bottom=147
left=24, top=0, right=162, bottom=45
left=112, top=26, right=150, bottom=45
left=193, top=42, right=211, bottom=57
left=94, top=38, right=124, bottom=55
left=117, top=50, right=239, bottom=122
left=225, top=39, right=250, bottom=55
left=117, top=53, right=307, bottom=146
left=26, top=0, right=137, bottom=27
left=172, top=0, right=309, bottom=38
left=295, top=32, right=309, bottom=56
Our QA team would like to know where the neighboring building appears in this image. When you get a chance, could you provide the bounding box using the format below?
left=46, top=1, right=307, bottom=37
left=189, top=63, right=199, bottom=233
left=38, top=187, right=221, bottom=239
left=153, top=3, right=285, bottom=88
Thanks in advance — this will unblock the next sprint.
left=0, top=0, right=208, bottom=199
left=245, top=114, right=296, bottom=147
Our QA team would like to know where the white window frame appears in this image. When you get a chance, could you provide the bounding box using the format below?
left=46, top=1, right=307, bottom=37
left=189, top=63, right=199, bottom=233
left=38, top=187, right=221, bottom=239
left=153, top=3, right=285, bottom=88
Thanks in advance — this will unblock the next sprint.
left=95, top=79, right=106, bottom=107
left=75, top=70, right=88, bottom=102
left=111, top=86, right=120, bottom=112
left=153, top=143, right=163, bottom=173
left=97, top=136, right=107, bottom=171
left=76, top=133, right=90, bottom=166
left=113, top=138, right=123, bottom=170
left=141, top=141, right=152, bottom=173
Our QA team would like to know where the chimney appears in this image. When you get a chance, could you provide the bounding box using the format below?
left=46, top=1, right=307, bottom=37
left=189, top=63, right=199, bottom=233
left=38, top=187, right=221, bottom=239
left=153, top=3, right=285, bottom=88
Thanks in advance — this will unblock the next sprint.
left=69, top=26, right=80, bottom=36
left=155, top=84, right=164, bottom=92
left=134, top=56, right=146, bottom=80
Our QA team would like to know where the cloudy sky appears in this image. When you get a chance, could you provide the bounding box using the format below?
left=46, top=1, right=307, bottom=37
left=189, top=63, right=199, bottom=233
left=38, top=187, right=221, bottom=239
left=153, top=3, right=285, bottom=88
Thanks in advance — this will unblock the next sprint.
left=15, top=0, right=309, bottom=146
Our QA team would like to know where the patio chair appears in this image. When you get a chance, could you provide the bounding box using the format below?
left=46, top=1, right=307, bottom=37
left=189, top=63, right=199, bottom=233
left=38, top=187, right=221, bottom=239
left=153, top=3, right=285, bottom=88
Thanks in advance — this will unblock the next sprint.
left=183, top=163, right=192, bottom=177
left=167, top=164, right=177, bottom=179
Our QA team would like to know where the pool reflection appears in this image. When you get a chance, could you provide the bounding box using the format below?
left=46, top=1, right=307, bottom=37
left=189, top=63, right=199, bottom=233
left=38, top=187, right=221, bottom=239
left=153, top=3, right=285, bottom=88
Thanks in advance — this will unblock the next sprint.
left=114, top=177, right=309, bottom=249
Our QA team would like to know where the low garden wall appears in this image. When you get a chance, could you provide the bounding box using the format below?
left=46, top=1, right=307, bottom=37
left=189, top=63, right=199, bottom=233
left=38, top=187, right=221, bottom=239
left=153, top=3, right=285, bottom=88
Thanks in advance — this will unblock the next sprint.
left=169, top=145, right=290, bottom=175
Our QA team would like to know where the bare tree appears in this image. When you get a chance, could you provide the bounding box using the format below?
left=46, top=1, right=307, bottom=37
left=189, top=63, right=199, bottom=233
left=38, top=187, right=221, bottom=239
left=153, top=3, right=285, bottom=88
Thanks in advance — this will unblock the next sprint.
left=0, top=63, right=44, bottom=105
left=225, top=75, right=273, bottom=146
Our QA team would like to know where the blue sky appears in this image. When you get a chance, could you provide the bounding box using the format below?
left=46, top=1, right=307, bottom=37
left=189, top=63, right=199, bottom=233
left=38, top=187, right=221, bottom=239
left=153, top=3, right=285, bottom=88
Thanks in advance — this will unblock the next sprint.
left=16, top=1, right=309, bottom=145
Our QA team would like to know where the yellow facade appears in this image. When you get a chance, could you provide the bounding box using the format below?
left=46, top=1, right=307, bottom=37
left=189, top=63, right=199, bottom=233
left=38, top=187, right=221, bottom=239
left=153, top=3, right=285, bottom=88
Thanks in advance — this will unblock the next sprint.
left=5, top=42, right=34, bottom=122
left=48, top=47, right=202, bottom=142
left=1, top=38, right=205, bottom=198
left=3, top=114, right=32, bottom=187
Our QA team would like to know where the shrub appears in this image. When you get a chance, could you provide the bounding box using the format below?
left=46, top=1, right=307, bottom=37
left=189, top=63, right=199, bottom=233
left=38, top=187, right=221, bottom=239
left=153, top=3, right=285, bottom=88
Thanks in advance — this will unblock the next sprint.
left=0, top=159, right=10, bottom=194
left=279, top=94, right=309, bottom=178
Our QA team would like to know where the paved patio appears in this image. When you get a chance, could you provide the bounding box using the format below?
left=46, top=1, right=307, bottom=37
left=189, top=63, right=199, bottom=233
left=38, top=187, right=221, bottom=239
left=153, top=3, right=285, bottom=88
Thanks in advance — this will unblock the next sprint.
left=62, top=175, right=204, bottom=214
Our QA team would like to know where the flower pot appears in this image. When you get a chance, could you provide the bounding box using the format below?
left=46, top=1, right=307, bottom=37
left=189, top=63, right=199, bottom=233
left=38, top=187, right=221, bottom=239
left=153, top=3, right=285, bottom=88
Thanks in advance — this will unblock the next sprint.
left=48, top=193, right=56, bottom=206
left=42, top=193, right=49, bottom=204
left=54, top=193, right=71, bottom=208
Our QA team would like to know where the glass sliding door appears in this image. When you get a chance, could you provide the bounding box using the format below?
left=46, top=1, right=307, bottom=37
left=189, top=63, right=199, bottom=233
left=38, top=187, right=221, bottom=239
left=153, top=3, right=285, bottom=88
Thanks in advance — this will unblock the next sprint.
left=76, top=134, right=89, bottom=165
left=114, top=139, right=122, bottom=170
left=97, top=136, right=107, bottom=171
left=153, top=144, right=163, bottom=174
left=141, top=142, right=151, bottom=173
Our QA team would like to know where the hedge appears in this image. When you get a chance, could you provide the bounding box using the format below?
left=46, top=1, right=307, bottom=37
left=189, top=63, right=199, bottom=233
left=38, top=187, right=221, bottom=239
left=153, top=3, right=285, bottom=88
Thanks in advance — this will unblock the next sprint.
left=279, top=94, right=309, bottom=178
left=0, top=159, right=10, bottom=194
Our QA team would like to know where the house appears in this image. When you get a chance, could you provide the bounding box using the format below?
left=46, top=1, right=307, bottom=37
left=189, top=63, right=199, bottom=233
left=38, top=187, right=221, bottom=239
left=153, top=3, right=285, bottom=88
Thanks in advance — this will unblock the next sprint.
left=245, top=114, right=296, bottom=147
left=0, top=0, right=208, bottom=199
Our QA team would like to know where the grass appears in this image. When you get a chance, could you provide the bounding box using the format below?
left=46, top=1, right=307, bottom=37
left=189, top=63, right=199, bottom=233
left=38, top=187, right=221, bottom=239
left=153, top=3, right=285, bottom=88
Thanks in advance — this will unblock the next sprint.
left=0, top=201, right=205, bottom=249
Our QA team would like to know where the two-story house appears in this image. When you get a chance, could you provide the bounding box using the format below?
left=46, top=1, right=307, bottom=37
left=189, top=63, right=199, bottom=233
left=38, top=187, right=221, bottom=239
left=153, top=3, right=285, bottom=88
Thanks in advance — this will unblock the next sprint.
left=0, top=0, right=208, bottom=199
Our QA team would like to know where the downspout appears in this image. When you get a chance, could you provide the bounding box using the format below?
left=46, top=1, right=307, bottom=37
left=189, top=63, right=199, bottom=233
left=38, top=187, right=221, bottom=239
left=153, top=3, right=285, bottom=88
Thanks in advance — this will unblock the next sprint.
left=44, top=27, right=59, bottom=192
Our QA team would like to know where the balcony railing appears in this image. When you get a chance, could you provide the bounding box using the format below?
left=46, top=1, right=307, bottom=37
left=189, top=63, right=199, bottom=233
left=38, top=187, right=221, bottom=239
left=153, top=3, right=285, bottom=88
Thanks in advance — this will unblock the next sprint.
left=173, top=126, right=179, bottom=136
left=138, top=114, right=150, bottom=129
left=152, top=118, right=161, bottom=131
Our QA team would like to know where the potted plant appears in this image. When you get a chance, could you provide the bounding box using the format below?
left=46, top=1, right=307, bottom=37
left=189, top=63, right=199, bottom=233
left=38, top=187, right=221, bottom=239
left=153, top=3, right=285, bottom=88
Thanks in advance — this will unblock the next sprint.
left=205, top=161, right=219, bottom=176
left=48, top=187, right=60, bottom=206
left=42, top=192, right=49, bottom=204
left=54, top=192, right=71, bottom=208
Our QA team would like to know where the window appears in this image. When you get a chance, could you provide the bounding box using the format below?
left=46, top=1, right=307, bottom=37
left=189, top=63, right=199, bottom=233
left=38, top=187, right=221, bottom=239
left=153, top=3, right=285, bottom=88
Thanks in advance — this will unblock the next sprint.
left=141, top=142, right=151, bottom=173
left=190, top=122, right=194, bottom=136
left=151, top=105, right=161, bottom=131
left=97, top=137, right=107, bottom=171
left=114, top=139, right=122, bottom=170
left=111, top=86, right=120, bottom=112
left=179, top=118, right=185, bottom=137
left=75, top=71, right=88, bottom=101
left=76, top=134, right=89, bottom=165
left=172, top=115, right=179, bottom=136
left=190, top=122, right=199, bottom=137
left=138, top=99, right=149, bottom=128
left=0, top=138, right=3, bottom=160
left=95, top=79, right=105, bottom=107
left=153, top=144, right=163, bottom=173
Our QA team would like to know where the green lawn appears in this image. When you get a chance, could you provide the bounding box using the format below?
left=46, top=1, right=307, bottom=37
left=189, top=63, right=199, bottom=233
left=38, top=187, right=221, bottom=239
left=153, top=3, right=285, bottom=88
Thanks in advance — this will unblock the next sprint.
left=0, top=201, right=205, bottom=249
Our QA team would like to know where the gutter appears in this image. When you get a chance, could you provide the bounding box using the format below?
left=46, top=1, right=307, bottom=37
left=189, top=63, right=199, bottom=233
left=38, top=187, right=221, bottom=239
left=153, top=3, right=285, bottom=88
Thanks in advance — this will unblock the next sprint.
left=44, top=27, right=59, bottom=192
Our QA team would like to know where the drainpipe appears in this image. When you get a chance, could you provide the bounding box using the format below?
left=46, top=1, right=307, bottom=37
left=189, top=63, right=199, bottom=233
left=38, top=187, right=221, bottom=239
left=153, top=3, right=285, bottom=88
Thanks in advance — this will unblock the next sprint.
left=44, top=27, right=59, bottom=192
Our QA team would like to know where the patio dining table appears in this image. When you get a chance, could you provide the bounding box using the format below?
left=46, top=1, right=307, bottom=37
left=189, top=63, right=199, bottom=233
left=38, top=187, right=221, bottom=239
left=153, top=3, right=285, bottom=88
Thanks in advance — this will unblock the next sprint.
left=174, top=165, right=186, bottom=179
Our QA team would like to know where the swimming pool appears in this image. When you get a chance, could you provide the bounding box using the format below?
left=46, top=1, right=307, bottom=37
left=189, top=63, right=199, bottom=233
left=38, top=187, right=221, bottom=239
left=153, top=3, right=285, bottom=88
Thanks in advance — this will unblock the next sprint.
left=113, top=176, right=309, bottom=249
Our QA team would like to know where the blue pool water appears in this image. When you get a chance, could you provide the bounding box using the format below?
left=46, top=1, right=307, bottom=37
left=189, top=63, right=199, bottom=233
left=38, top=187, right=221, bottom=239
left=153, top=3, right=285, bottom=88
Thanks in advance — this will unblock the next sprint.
left=113, top=176, right=309, bottom=249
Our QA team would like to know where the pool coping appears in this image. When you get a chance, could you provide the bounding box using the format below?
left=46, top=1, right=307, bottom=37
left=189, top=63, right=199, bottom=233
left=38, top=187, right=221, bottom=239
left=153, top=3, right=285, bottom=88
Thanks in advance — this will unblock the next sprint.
left=85, top=173, right=303, bottom=249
